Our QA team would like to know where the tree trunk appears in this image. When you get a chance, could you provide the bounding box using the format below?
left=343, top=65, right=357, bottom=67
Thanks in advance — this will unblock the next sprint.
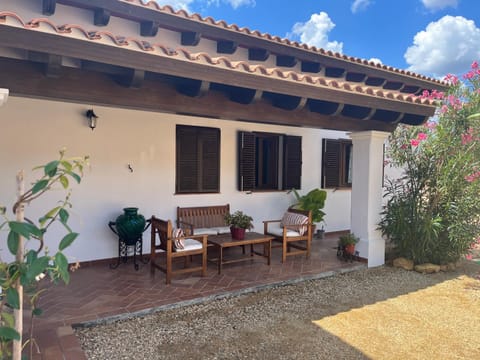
left=13, top=171, right=24, bottom=360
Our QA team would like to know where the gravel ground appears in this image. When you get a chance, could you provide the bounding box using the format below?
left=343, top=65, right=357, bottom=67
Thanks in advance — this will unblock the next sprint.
left=75, top=262, right=480, bottom=360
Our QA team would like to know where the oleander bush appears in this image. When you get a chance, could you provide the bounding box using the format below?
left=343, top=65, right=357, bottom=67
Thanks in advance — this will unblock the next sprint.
left=379, top=62, right=480, bottom=265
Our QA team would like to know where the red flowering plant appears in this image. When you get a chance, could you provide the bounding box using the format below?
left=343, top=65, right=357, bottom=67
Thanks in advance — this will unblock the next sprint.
left=379, top=61, right=480, bottom=265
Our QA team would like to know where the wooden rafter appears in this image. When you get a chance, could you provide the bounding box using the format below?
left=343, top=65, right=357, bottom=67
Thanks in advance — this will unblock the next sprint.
left=0, top=58, right=402, bottom=131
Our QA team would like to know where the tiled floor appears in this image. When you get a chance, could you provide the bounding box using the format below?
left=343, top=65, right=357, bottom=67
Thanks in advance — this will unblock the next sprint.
left=27, top=232, right=364, bottom=359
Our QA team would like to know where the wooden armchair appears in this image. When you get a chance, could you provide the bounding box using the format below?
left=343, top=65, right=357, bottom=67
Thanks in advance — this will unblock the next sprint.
left=263, top=208, right=313, bottom=263
left=150, top=216, right=207, bottom=284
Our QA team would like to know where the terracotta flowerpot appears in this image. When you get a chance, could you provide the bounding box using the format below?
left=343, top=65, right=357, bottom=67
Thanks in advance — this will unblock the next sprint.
left=230, top=226, right=246, bottom=240
left=344, top=244, right=356, bottom=255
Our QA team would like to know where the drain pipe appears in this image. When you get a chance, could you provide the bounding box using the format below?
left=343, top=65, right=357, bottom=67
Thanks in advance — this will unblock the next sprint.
left=0, top=88, right=9, bottom=106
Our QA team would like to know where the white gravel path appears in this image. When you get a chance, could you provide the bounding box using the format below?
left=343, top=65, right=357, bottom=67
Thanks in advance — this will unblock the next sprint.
left=75, top=263, right=479, bottom=360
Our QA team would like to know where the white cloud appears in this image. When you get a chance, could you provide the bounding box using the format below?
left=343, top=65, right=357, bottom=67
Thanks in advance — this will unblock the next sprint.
left=421, top=0, right=458, bottom=11
left=290, top=12, right=343, bottom=53
left=351, top=0, right=372, bottom=14
left=206, top=0, right=256, bottom=9
left=368, top=58, right=383, bottom=65
left=225, top=0, right=255, bottom=9
left=155, top=0, right=195, bottom=10
left=405, top=15, right=480, bottom=76
left=156, top=0, right=255, bottom=10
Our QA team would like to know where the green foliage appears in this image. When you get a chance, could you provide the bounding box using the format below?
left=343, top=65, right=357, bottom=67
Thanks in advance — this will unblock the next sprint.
left=290, top=188, right=327, bottom=224
left=0, top=149, right=88, bottom=358
left=379, top=64, right=480, bottom=264
left=338, top=233, right=359, bottom=246
left=224, top=211, right=254, bottom=230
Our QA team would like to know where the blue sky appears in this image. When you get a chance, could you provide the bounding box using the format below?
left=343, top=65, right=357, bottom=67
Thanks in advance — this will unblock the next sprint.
left=156, top=0, right=480, bottom=79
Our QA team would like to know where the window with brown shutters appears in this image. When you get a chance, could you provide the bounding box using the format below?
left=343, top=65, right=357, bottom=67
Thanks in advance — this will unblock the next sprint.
left=238, top=131, right=302, bottom=191
left=322, top=138, right=352, bottom=189
left=176, top=125, right=220, bottom=194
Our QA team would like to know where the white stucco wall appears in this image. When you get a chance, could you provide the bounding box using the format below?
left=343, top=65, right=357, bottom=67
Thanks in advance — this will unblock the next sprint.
left=0, top=97, right=351, bottom=263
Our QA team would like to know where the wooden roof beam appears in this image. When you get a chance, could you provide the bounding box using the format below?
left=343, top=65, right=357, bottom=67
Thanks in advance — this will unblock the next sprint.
left=0, top=58, right=399, bottom=132
left=270, top=94, right=306, bottom=111
left=217, top=40, right=237, bottom=54
left=50, top=0, right=445, bottom=92
left=346, top=72, right=367, bottom=82
left=176, top=78, right=210, bottom=97
left=94, top=8, right=111, bottom=26
left=181, top=32, right=201, bottom=46
left=228, top=86, right=262, bottom=104
left=0, top=26, right=435, bottom=117
left=301, top=61, right=321, bottom=73
left=114, top=69, right=145, bottom=89
left=140, top=21, right=159, bottom=37
left=27, top=51, right=62, bottom=78
left=276, top=55, right=297, bottom=68
left=248, top=48, right=270, bottom=61
left=325, top=67, right=345, bottom=78
left=365, top=77, right=387, bottom=87
left=42, top=0, right=57, bottom=16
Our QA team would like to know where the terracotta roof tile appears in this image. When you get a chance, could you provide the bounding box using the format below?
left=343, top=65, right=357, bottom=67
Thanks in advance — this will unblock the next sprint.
left=0, top=11, right=438, bottom=107
left=121, top=0, right=444, bottom=86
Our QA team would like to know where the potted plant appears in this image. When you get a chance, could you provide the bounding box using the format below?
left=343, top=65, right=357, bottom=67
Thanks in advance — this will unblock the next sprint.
left=224, top=210, right=254, bottom=240
left=338, top=232, right=360, bottom=255
left=290, top=188, right=327, bottom=234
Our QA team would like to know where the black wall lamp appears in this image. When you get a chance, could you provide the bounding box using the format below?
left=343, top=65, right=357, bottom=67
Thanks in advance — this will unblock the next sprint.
left=86, top=109, right=99, bottom=130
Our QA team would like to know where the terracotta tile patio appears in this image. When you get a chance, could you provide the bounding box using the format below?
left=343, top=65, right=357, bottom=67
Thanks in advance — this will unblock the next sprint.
left=26, top=232, right=365, bottom=360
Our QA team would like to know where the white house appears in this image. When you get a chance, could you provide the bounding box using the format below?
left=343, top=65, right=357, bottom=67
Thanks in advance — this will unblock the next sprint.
left=0, top=0, right=445, bottom=267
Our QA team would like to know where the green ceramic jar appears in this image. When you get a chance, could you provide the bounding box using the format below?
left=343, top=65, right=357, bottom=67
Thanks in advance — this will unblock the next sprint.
left=114, top=207, right=146, bottom=245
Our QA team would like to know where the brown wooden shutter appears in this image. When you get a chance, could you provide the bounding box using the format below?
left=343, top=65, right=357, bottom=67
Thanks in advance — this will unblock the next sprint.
left=200, top=127, right=220, bottom=192
left=176, top=125, right=220, bottom=193
left=283, top=135, right=302, bottom=190
left=322, top=139, right=341, bottom=188
left=238, top=131, right=255, bottom=191
left=177, top=126, right=198, bottom=193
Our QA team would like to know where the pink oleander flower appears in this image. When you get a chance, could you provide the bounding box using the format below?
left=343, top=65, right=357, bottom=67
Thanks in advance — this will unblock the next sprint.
left=430, top=90, right=444, bottom=100
left=472, top=60, right=479, bottom=69
left=417, top=132, right=427, bottom=141
left=426, top=121, right=437, bottom=129
left=461, top=128, right=474, bottom=145
left=410, top=139, right=420, bottom=147
left=421, top=90, right=430, bottom=99
left=447, top=95, right=458, bottom=106
left=465, top=254, right=473, bottom=260
left=444, top=73, right=459, bottom=85
left=440, top=105, right=449, bottom=114
left=465, top=170, right=480, bottom=182
left=463, top=70, right=475, bottom=79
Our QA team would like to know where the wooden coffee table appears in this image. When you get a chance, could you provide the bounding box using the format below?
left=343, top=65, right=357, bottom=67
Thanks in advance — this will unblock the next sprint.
left=207, top=232, right=273, bottom=274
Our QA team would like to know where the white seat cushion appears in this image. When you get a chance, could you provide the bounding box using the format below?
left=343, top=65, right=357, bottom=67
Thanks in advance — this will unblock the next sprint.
left=211, top=226, right=231, bottom=234
left=193, top=228, right=218, bottom=235
left=176, top=238, right=203, bottom=252
left=266, top=224, right=301, bottom=237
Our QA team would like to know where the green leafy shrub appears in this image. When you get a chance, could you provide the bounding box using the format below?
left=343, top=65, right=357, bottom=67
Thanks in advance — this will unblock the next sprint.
left=0, top=150, right=88, bottom=359
left=290, top=188, right=327, bottom=224
left=379, top=62, right=480, bottom=264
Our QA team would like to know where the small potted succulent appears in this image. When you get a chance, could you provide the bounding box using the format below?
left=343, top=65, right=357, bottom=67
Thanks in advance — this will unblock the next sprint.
left=338, top=232, right=360, bottom=255
left=224, top=210, right=254, bottom=240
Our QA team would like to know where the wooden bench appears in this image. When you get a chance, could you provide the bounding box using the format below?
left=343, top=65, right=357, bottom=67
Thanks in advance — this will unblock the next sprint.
left=177, top=204, right=231, bottom=235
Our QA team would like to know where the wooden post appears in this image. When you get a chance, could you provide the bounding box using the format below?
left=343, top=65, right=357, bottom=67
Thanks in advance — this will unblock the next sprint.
left=13, top=170, right=24, bottom=360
